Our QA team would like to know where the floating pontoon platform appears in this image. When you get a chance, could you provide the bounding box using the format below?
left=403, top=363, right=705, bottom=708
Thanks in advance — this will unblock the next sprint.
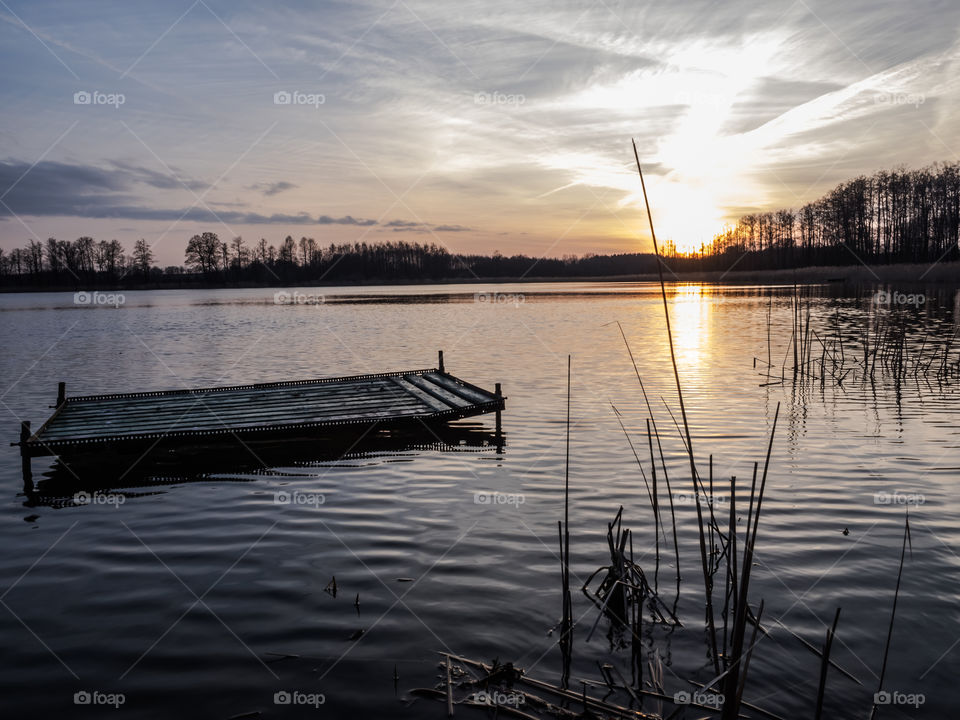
left=15, top=351, right=504, bottom=458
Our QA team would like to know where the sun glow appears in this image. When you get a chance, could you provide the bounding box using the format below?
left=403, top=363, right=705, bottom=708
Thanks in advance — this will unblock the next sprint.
left=548, top=33, right=790, bottom=254
left=646, top=38, right=785, bottom=254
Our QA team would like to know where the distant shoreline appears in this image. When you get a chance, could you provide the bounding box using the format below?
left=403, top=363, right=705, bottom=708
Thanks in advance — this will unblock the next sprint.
left=1, top=259, right=957, bottom=293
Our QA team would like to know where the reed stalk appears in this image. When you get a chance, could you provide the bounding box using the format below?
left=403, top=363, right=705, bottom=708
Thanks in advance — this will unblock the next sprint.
left=632, top=138, right=720, bottom=674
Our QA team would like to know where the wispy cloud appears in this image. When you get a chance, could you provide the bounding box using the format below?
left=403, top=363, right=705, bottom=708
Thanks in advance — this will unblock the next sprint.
left=249, top=180, right=297, bottom=196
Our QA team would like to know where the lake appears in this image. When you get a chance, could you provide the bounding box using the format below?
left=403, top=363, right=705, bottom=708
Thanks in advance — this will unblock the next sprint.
left=1, top=282, right=957, bottom=719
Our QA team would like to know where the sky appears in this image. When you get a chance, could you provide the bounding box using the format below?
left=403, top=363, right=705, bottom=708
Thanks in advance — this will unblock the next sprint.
left=1, top=0, right=959, bottom=265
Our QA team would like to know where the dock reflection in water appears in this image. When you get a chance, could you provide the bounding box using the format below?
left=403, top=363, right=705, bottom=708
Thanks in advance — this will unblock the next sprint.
left=20, top=422, right=504, bottom=511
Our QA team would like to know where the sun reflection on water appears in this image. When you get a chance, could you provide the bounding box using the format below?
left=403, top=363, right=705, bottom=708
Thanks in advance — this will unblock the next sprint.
left=670, top=284, right=712, bottom=369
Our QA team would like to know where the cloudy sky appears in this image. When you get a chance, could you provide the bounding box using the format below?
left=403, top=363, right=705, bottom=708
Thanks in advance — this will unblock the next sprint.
left=1, top=0, right=959, bottom=264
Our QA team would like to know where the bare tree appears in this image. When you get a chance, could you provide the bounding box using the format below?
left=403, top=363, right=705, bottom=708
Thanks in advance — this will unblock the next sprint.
left=184, top=231, right=223, bottom=275
left=230, top=236, right=249, bottom=270
left=133, top=239, right=154, bottom=279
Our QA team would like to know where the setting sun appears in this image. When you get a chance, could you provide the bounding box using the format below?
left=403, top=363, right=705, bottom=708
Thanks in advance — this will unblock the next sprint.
left=646, top=182, right=725, bottom=254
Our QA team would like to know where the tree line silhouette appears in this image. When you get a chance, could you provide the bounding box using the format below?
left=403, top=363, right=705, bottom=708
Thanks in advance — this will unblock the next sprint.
left=704, top=161, right=960, bottom=270
left=0, top=232, right=669, bottom=288
left=0, top=236, right=157, bottom=286
left=2, top=161, right=958, bottom=288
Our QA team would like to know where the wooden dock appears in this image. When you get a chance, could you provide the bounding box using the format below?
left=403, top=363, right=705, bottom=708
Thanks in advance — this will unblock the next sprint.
left=16, top=351, right=504, bottom=458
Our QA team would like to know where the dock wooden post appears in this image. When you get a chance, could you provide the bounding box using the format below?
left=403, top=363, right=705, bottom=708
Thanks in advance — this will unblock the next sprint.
left=495, top=383, right=502, bottom=435
left=57, top=382, right=66, bottom=406
left=20, top=420, right=32, bottom=485
left=438, top=350, right=445, bottom=373
left=19, top=421, right=31, bottom=454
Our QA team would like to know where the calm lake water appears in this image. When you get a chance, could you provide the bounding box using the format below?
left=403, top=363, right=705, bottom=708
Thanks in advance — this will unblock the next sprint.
left=1, top=282, right=958, bottom=719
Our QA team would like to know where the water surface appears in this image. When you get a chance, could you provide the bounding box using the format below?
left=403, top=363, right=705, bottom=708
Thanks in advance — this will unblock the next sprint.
left=1, top=282, right=957, bottom=718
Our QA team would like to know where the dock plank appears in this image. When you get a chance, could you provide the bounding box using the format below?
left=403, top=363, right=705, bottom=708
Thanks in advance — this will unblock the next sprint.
left=49, top=389, right=424, bottom=426
left=389, top=376, right=452, bottom=413
left=402, top=374, right=473, bottom=409
left=39, top=406, right=434, bottom=440
left=423, top=372, right=497, bottom=405
left=41, top=397, right=429, bottom=436
left=60, top=378, right=401, bottom=414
